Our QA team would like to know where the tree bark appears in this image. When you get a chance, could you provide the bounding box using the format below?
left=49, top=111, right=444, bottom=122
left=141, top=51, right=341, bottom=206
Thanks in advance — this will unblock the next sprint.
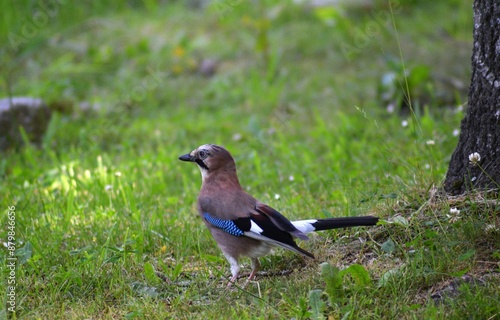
left=444, top=0, right=500, bottom=195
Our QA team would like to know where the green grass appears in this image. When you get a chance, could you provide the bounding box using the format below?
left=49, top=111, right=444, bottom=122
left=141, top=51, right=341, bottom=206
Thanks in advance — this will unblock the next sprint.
left=1, top=1, right=499, bottom=319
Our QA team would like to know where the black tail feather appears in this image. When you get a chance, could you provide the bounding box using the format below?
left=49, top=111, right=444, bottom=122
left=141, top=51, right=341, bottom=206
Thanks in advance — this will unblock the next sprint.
left=312, top=216, right=379, bottom=231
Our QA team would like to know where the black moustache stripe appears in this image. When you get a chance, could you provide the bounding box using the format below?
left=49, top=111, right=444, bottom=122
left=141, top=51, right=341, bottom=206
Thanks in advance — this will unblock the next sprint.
left=195, top=159, right=209, bottom=170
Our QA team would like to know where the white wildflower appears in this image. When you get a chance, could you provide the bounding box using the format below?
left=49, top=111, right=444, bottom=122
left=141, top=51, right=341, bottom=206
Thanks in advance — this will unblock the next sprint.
left=426, top=140, right=435, bottom=145
left=485, top=224, right=499, bottom=232
left=453, top=129, right=459, bottom=137
left=232, top=133, right=242, bottom=141
left=469, top=152, right=481, bottom=166
left=105, top=185, right=113, bottom=191
left=401, top=120, right=408, bottom=127
left=274, top=194, right=280, bottom=200
left=288, top=175, right=295, bottom=181
left=387, top=103, right=395, bottom=113
left=447, top=207, right=461, bottom=223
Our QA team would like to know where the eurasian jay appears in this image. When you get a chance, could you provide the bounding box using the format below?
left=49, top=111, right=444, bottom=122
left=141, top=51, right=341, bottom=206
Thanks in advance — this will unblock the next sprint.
left=179, top=144, right=378, bottom=287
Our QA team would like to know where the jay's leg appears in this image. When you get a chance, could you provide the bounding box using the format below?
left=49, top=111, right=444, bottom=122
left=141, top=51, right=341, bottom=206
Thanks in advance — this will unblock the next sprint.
left=247, top=258, right=260, bottom=282
left=224, top=253, right=240, bottom=288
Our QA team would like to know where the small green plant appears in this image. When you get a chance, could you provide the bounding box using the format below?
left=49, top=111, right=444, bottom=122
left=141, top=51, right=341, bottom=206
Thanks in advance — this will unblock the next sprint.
left=308, top=263, right=373, bottom=318
left=308, top=289, right=327, bottom=320
left=378, top=57, right=432, bottom=113
left=103, top=238, right=138, bottom=265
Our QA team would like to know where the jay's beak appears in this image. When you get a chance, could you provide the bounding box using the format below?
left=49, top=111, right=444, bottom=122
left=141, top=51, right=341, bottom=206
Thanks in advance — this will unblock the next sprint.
left=179, top=153, right=195, bottom=162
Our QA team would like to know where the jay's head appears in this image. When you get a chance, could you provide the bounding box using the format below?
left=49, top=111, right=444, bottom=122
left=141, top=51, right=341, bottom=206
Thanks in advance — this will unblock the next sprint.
left=179, top=144, right=236, bottom=180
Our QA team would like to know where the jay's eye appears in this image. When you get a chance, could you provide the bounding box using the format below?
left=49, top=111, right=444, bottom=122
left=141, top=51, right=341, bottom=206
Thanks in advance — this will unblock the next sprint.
left=198, top=150, right=209, bottom=159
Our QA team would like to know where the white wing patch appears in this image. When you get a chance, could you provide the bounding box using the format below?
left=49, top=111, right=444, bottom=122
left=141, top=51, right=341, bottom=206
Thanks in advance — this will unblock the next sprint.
left=250, top=220, right=264, bottom=234
left=292, top=219, right=318, bottom=234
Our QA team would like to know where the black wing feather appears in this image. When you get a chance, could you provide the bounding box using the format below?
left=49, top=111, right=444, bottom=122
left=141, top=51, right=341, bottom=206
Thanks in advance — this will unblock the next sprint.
left=255, top=203, right=309, bottom=240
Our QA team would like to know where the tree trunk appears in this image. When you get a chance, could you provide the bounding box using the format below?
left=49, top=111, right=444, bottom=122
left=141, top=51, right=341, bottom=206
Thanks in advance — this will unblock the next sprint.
left=444, top=0, right=500, bottom=195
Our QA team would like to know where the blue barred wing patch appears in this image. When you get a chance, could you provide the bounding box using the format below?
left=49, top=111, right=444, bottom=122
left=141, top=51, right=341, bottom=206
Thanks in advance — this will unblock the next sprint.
left=203, top=212, right=244, bottom=237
